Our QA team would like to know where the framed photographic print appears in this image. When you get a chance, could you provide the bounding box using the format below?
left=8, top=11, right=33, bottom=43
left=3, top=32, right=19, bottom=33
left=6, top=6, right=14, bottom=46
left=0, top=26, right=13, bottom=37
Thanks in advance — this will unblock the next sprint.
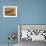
left=18, top=24, right=46, bottom=42
left=3, top=6, right=17, bottom=17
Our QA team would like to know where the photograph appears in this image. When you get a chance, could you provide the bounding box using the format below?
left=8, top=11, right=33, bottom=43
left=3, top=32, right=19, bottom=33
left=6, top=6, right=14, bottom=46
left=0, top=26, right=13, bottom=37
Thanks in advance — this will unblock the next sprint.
left=3, top=6, right=17, bottom=17
left=18, top=24, right=46, bottom=46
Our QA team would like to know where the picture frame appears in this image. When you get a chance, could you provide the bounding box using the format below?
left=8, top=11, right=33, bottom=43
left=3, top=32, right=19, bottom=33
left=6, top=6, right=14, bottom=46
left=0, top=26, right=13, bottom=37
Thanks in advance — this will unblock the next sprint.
left=18, top=24, right=46, bottom=42
left=3, top=6, right=17, bottom=17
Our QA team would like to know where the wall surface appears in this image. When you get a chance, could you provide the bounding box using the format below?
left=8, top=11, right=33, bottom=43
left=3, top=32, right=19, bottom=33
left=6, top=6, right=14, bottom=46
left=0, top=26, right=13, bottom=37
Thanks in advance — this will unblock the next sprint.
left=0, top=0, right=18, bottom=44
left=0, top=0, right=46, bottom=45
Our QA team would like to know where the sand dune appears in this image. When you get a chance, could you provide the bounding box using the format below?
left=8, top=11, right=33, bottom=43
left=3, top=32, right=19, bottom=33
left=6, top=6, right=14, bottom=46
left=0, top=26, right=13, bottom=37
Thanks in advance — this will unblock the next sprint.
left=5, top=8, right=16, bottom=16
